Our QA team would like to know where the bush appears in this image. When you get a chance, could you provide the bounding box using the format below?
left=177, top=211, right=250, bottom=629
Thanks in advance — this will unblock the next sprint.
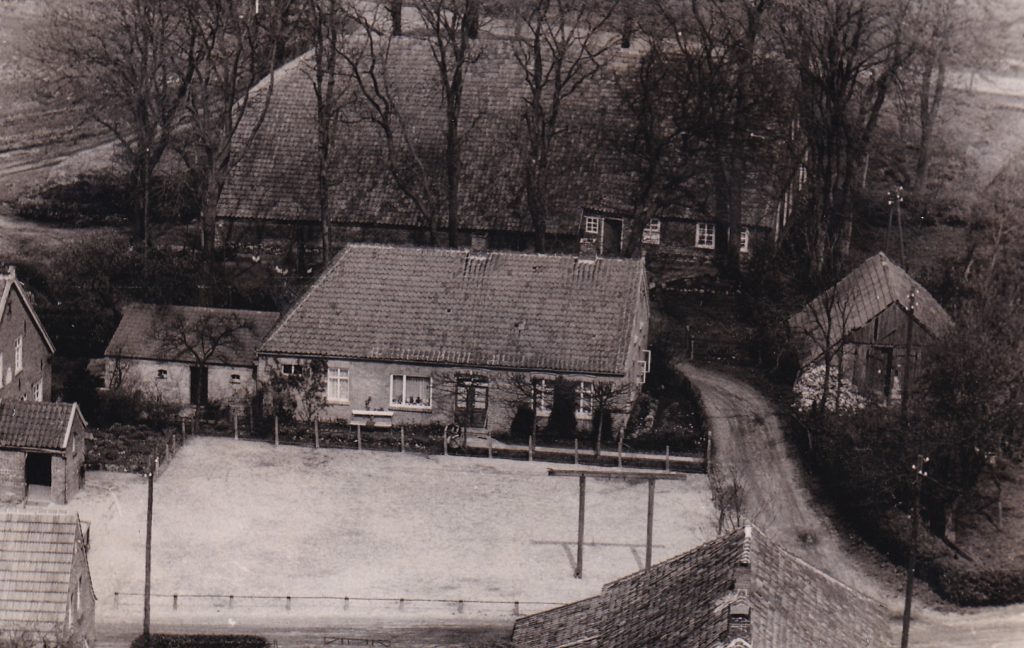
left=543, top=377, right=578, bottom=441
left=508, top=403, right=535, bottom=442
left=131, top=635, right=269, bottom=648
left=932, top=559, right=1024, bottom=606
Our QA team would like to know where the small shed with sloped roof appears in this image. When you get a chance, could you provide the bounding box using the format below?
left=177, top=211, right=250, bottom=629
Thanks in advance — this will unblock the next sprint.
left=788, top=252, right=954, bottom=402
left=258, top=244, right=650, bottom=433
left=0, top=401, right=87, bottom=504
left=0, top=510, right=96, bottom=647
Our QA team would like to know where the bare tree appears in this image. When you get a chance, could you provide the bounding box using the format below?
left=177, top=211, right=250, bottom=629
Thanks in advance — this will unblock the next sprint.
left=509, top=0, right=620, bottom=251
left=179, top=0, right=286, bottom=258
left=40, top=0, right=197, bottom=250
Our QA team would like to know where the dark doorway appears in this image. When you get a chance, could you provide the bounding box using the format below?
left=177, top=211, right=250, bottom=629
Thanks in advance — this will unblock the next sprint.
left=455, top=377, right=489, bottom=428
left=190, top=365, right=209, bottom=406
left=25, top=453, right=51, bottom=487
left=866, top=346, right=895, bottom=398
left=601, top=218, right=623, bottom=257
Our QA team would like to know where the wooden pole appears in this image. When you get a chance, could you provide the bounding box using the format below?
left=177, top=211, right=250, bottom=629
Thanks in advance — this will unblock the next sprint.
left=233, top=412, right=238, bottom=440
left=575, top=474, right=586, bottom=579
left=900, top=454, right=924, bottom=648
left=618, top=433, right=623, bottom=468
left=400, top=427, right=406, bottom=453
left=645, top=479, right=655, bottom=569
left=180, top=418, right=186, bottom=437
left=574, top=439, right=579, bottom=465
left=357, top=424, right=362, bottom=451
left=528, top=434, right=534, bottom=461
left=901, top=289, right=917, bottom=421
left=143, top=459, right=155, bottom=643
left=488, top=435, right=494, bottom=459
left=444, top=426, right=449, bottom=456
left=665, top=445, right=670, bottom=472
left=314, top=419, right=320, bottom=449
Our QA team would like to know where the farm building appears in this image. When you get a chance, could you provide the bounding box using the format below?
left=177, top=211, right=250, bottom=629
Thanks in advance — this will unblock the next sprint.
left=103, top=304, right=280, bottom=410
left=0, top=510, right=96, bottom=647
left=0, top=266, right=56, bottom=404
left=788, top=252, right=954, bottom=404
left=258, top=244, right=650, bottom=434
left=511, top=525, right=891, bottom=647
left=0, top=401, right=87, bottom=505
left=217, top=14, right=792, bottom=282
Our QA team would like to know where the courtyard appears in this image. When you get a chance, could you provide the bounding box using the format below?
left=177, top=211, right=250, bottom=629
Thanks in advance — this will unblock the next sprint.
left=68, top=437, right=716, bottom=629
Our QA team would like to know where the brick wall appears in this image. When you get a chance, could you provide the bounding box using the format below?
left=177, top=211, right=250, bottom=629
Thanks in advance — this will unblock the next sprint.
left=62, top=418, right=86, bottom=502
left=0, top=285, right=52, bottom=402
left=0, top=449, right=25, bottom=502
left=50, top=455, right=67, bottom=505
left=69, top=524, right=96, bottom=648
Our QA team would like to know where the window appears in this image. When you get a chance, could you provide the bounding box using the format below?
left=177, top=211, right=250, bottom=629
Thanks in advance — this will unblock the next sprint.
left=33, top=380, right=42, bottom=402
left=576, top=381, right=594, bottom=419
left=455, top=376, right=489, bottom=427
left=13, top=336, right=22, bottom=374
left=156, top=369, right=168, bottom=380
left=230, top=374, right=242, bottom=385
left=641, top=349, right=652, bottom=376
left=584, top=215, right=601, bottom=235
left=280, top=362, right=302, bottom=376
left=327, top=368, right=350, bottom=403
left=695, top=222, right=716, bottom=249
left=740, top=227, right=751, bottom=253
left=532, top=378, right=552, bottom=414
left=642, top=219, right=662, bottom=245
left=390, top=374, right=431, bottom=409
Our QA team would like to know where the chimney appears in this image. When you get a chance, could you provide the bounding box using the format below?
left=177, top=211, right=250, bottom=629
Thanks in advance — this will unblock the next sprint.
left=578, top=238, right=598, bottom=260
left=621, top=7, right=634, bottom=49
left=466, top=0, right=480, bottom=39
left=389, top=0, right=402, bottom=36
left=726, top=601, right=752, bottom=644
left=1, top=265, right=15, bottom=281
left=470, top=233, right=488, bottom=253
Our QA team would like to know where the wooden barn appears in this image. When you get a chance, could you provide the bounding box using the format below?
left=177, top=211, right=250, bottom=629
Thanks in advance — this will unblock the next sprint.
left=788, top=253, right=954, bottom=403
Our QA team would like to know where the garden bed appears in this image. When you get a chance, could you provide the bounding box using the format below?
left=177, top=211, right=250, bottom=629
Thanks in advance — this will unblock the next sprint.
left=86, top=423, right=185, bottom=473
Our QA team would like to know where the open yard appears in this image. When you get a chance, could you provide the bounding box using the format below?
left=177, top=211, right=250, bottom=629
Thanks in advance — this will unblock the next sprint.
left=66, top=437, right=716, bottom=629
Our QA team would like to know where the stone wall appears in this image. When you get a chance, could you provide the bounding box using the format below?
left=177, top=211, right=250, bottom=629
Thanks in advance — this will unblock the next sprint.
left=0, top=449, right=25, bottom=502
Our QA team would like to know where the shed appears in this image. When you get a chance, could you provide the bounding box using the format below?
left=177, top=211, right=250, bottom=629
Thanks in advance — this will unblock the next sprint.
left=0, top=401, right=87, bottom=504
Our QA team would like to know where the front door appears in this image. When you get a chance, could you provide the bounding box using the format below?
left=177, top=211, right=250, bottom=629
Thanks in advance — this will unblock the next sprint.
left=865, top=346, right=895, bottom=399
left=25, top=453, right=51, bottom=487
left=190, top=365, right=209, bottom=406
left=456, top=377, right=488, bottom=428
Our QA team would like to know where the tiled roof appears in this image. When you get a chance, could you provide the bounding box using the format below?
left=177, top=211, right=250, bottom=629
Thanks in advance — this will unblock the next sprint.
left=260, top=244, right=646, bottom=375
left=0, top=401, right=81, bottom=451
left=0, top=511, right=84, bottom=632
left=788, top=252, right=954, bottom=365
left=104, top=303, right=280, bottom=367
left=511, top=526, right=892, bottom=648
left=220, top=31, right=776, bottom=235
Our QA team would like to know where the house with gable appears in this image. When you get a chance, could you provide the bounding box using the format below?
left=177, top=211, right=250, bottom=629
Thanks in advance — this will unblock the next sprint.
left=217, top=11, right=793, bottom=281
left=257, top=244, right=650, bottom=433
left=0, top=266, right=55, bottom=403
left=0, top=401, right=87, bottom=504
left=0, top=510, right=96, bottom=647
left=511, top=525, right=891, bottom=647
left=788, top=252, right=954, bottom=403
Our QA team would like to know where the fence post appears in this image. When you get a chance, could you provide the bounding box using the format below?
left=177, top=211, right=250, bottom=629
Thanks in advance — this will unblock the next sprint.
left=357, top=424, right=362, bottom=451
left=618, top=435, right=623, bottom=468
left=314, top=419, right=320, bottom=449
left=665, top=445, right=670, bottom=472
left=574, top=439, right=579, bottom=465
left=173, top=594, right=178, bottom=610
left=114, top=592, right=119, bottom=608
left=444, top=427, right=449, bottom=456
left=705, top=429, right=712, bottom=473
left=528, top=434, right=534, bottom=461
left=180, top=418, right=186, bottom=438
left=286, top=596, right=291, bottom=611
left=274, top=416, right=279, bottom=447
left=488, top=435, right=493, bottom=459
left=233, top=412, right=239, bottom=440
left=401, top=427, right=405, bottom=453
left=513, top=601, right=520, bottom=617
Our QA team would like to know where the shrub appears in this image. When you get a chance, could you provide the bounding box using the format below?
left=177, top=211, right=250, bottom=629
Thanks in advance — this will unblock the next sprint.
left=130, top=635, right=269, bottom=648
left=932, top=559, right=1024, bottom=606
left=544, top=377, right=578, bottom=441
left=508, top=403, right=535, bottom=441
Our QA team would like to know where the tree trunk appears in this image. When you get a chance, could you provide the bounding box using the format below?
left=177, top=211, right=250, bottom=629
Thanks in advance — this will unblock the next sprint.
left=915, top=54, right=945, bottom=190
left=446, top=113, right=460, bottom=248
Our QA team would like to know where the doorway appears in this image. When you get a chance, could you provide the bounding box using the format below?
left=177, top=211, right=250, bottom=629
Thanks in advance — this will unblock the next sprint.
left=25, top=453, right=51, bottom=487
left=190, top=365, right=209, bottom=406
left=601, top=218, right=624, bottom=257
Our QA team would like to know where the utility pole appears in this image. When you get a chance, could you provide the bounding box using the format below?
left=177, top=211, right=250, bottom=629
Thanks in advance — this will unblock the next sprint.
left=143, top=456, right=156, bottom=645
left=901, top=288, right=917, bottom=421
left=886, top=186, right=906, bottom=266
left=900, top=454, right=928, bottom=648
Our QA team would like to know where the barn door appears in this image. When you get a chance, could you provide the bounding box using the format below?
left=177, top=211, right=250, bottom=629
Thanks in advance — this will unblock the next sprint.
left=190, top=365, right=209, bottom=406
left=865, top=346, right=894, bottom=398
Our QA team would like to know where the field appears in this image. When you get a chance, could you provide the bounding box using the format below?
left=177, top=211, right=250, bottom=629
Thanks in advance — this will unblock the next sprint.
left=68, top=437, right=716, bottom=628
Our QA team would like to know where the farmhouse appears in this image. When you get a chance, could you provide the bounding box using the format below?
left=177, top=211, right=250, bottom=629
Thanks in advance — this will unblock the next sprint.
left=511, top=525, right=891, bottom=648
left=0, top=401, right=87, bottom=505
left=218, top=19, right=790, bottom=279
left=258, top=244, right=650, bottom=433
left=788, top=252, right=954, bottom=403
left=0, top=510, right=96, bottom=647
left=0, top=266, right=56, bottom=403
left=104, top=303, right=279, bottom=409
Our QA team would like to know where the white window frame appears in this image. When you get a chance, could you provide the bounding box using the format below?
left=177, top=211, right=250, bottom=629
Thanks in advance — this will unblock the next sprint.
left=14, top=336, right=22, bottom=374
left=532, top=378, right=552, bottom=415
left=326, top=367, right=350, bottom=404
left=584, top=215, right=601, bottom=236
left=33, top=380, right=42, bottom=402
left=740, top=227, right=751, bottom=253
left=390, top=374, right=432, bottom=410
left=576, top=381, right=595, bottom=419
left=280, top=361, right=302, bottom=376
left=642, top=349, right=652, bottom=375
left=695, top=222, right=716, bottom=250
left=642, top=219, right=662, bottom=245
left=156, top=369, right=168, bottom=380
left=230, top=373, right=242, bottom=385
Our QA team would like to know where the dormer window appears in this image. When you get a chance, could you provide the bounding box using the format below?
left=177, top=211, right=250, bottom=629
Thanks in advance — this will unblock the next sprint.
left=584, top=215, right=601, bottom=235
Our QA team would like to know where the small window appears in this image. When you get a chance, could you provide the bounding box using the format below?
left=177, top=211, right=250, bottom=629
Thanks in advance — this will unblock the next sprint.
left=642, top=349, right=652, bottom=375
left=33, top=381, right=42, bottom=402
left=642, top=219, right=662, bottom=245
left=156, top=369, right=168, bottom=380
left=14, top=336, right=22, bottom=374
left=695, top=222, right=716, bottom=249
left=740, top=227, right=751, bottom=253
left=327, top=368, right=350, bottom=403
left=576, top=381, right=595, bottom=419
left=584, top=215, right=601, bottom=235
left=390, top=374, right=431, bottom=409
left=532, top=378, right=552, bottom=414
left=230, top=374, right=242, bottom=385
left=280, top=362, right=301, bottom=376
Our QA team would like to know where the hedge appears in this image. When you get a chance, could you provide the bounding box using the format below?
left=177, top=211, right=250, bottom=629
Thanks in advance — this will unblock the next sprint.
left=130, top=634, right=268, bottom=648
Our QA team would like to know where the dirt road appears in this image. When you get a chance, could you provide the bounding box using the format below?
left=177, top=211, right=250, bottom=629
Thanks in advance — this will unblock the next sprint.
left=680, top=362, right=1024, bottom=648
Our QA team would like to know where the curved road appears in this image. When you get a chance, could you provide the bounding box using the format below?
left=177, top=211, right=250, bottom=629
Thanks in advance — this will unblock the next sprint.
left=679, top=362, right=1024, bottom=648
